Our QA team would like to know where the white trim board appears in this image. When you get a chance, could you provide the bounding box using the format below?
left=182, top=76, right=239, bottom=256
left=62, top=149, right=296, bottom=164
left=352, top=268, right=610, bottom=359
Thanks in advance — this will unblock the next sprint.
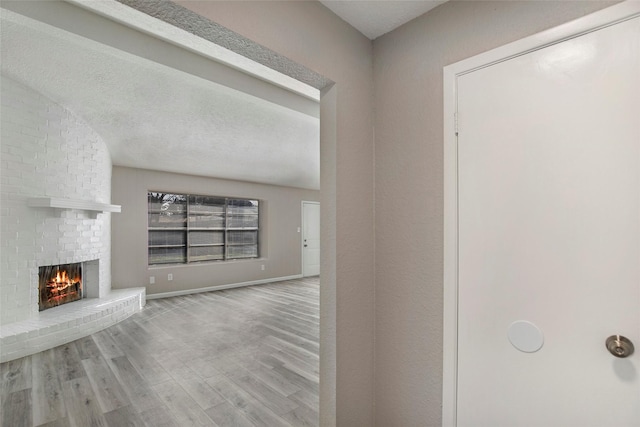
left=144, top=274, right=304, bottom=300
left=28, top=197, right=121, bottom=213
left=64, top=0, right=319, bottom=101
left=441, top=2, right=640, bottom=426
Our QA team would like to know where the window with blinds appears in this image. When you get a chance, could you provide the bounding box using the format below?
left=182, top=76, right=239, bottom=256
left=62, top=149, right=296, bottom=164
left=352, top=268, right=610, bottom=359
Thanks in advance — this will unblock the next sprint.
left=148, top=192, right=259, bottom=265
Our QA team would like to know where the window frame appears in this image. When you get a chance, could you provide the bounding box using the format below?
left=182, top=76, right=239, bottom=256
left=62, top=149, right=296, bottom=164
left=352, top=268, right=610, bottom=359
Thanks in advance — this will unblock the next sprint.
left=147, top=191, right=259, bottom=266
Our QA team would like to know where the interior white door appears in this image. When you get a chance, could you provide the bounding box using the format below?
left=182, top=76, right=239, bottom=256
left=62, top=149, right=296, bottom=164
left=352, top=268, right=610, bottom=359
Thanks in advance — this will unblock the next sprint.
left=456, top=16, right=639, bottom=426
left=303, top=202, right=320, bottom=277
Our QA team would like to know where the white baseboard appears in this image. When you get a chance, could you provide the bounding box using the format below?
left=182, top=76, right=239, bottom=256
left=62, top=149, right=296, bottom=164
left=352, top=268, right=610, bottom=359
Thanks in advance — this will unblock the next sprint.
left=145, top=274, right=304, bottom=300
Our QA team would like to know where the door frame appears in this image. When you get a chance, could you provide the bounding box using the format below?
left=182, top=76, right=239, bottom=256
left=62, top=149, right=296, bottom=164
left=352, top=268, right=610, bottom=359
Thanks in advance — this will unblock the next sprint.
left=442, top=2, right=640, bottom=425
left=302, top=200, right=320, bottom=277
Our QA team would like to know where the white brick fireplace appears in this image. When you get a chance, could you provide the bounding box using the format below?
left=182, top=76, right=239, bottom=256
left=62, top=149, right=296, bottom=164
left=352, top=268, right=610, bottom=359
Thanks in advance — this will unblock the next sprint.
left=0, top=77, right=144, bottom=362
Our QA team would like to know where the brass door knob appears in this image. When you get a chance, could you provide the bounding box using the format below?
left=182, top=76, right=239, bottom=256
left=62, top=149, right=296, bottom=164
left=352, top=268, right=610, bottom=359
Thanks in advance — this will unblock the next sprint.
left=605, top=335, right=634, bottom=358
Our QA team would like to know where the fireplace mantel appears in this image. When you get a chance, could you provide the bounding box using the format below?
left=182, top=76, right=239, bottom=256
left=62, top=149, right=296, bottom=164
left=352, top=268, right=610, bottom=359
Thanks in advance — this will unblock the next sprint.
left=28, top=197, right=121, bottom=213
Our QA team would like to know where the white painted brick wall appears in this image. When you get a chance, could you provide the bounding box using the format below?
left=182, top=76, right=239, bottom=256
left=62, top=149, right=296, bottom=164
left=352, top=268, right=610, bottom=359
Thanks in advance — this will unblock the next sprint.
left=1, top=77, right=113, bottom=326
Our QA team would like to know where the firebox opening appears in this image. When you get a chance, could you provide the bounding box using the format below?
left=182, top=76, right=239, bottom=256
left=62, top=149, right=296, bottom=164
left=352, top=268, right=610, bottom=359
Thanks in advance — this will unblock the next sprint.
left=38, top=262, right=83, bottom=311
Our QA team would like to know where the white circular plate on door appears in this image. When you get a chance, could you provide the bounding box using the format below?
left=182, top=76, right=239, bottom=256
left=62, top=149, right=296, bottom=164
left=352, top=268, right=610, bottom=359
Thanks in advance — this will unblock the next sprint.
left=508, top=320, right=544, bottom=353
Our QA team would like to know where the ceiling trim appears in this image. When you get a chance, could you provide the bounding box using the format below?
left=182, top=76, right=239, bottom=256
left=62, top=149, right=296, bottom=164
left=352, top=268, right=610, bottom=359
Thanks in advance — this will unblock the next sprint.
left=3, top=0, right=319, bottom=118
left=66, top=0, right=328, bottom=100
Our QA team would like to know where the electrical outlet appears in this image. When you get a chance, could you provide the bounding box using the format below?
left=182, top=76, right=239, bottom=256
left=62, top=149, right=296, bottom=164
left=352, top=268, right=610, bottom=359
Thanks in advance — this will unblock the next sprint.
left=149, top=276, right=155, bottom=284
left=261, top=264, right=265, bottom=271
left=168, top=273, right=173, bottom=281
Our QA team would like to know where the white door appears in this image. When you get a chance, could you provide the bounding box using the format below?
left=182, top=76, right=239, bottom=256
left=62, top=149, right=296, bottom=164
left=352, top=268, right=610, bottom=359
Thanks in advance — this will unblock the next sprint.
left=456, top=15, right=639, bottom=426
left=302, top=201, right=320, bottom=277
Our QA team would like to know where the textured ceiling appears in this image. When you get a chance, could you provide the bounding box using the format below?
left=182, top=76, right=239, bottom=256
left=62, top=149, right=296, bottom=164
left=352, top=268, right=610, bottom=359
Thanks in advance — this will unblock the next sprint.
left=1, top=7, right=320, bottom=190
left=1, top=0, right=450, bottom=190
left=319, top=0, right=448, bottom=39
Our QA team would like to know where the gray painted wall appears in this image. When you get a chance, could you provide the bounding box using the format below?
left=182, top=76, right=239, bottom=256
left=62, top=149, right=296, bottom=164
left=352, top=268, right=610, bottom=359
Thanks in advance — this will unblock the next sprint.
left=172, top=1, right=623, bottom=425
left=111, top=166, right=319, bottom=295
left=175, top=2, right=377, bottom=425
left=373, top=1, right=619, bottom=425
left=5, top=0, right=621, bottom=425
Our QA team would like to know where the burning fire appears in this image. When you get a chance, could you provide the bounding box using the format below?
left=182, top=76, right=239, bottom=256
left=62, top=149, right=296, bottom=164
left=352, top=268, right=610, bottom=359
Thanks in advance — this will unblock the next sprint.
left=39, top=263, right=83, bottom=311
left=53, top=270, right=72, bottom=284
left=47, top=270, right=80, bottom=296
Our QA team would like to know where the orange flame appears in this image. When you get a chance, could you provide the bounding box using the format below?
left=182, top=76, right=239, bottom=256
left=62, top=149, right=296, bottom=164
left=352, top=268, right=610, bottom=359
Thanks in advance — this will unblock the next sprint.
left=54, top=270, right=71, bottom=284
left=46, top=270, right=80, bottom=293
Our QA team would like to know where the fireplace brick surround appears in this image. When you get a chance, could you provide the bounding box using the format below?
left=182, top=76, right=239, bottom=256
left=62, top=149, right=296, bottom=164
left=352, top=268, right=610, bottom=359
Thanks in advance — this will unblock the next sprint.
left=0, top=77, right=144, bottom=362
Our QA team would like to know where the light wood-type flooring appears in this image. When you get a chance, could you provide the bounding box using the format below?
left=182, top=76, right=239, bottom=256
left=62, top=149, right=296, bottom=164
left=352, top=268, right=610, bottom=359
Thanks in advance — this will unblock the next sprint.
left=1, top=277, right=319, bottom=427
